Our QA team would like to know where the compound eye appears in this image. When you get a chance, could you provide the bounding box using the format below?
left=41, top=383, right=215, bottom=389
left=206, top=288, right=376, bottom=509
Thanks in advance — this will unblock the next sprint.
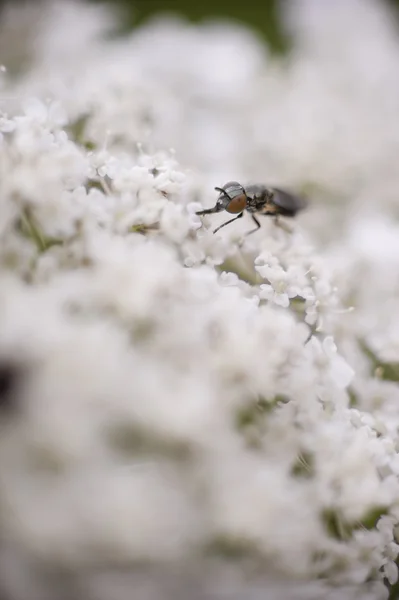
left=226, top=193, right=247, bottom=214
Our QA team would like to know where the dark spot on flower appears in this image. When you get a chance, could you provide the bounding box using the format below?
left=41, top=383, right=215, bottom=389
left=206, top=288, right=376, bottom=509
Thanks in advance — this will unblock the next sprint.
left=291, top=450, right=315, bottom=478
left=0, top=362, right=21, bottom=413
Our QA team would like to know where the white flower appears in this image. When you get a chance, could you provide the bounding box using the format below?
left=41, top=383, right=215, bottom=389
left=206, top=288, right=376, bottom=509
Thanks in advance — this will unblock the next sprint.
left=383, top=561, right=398, bottom=585
left=186, top=202, right=203, bottom=230
left=2, top=0, right=399, bottom=597
left=160, top=202, right=190, bottom=243
left=260, top=283, right=290, bottom=307
left=0, top=115, right=15, bottom=133
left=309, top=335, right=355, bottom=389
left=256, top=254, right=305, bottom=308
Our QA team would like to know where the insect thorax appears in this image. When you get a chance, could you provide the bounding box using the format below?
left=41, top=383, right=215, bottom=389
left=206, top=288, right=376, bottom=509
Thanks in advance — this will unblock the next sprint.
left=245, top=185, right=273, bottom=213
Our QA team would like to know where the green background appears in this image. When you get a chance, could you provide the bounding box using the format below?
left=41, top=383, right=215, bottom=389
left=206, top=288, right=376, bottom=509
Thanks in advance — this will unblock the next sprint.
left=93, top=0, right=399, bottom=53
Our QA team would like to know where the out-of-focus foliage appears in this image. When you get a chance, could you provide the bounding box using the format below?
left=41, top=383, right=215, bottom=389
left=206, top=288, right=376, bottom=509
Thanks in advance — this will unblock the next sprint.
left=91, top=0, right=289, bottom=52
left=88, top=0, right=399, bottom=53
left=3, top=0, right=399, bottom=53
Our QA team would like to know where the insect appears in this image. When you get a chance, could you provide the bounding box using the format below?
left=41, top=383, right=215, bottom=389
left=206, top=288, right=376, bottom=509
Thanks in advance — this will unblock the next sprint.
left=196, top=181, right=306, bottom=235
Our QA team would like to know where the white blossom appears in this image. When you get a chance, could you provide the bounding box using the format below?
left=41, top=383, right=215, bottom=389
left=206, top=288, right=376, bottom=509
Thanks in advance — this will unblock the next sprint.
left=1, top=1, right=399, bottom=599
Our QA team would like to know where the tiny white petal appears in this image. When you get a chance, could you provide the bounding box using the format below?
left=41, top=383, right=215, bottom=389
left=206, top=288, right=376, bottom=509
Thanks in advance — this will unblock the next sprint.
left=384, top=561, right=398, bottom=585
left=274, top=292, right=290, bottom=308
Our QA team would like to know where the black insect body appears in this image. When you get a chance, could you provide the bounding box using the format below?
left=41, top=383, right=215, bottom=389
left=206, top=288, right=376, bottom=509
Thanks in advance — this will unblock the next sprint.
left=196, top=181, right=306, bottom=235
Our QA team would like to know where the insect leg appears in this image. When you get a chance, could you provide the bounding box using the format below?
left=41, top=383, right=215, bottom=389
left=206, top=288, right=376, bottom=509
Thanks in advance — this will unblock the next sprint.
left=244, top=214, right=261, bottom=237
left=213, top=212, right=244, bottom=234
left=196, top=206, right=219, bottom=215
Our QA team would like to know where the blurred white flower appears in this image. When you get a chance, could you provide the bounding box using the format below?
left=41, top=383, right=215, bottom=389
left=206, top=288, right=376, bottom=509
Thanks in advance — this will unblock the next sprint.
left=0, top=0, right=399, bottom=599
left=308, top=335, right=355, bottom=390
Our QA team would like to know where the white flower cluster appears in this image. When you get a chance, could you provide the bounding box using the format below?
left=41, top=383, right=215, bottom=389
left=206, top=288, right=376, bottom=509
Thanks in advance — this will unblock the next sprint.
left=1, top=1, right=399, bottom=599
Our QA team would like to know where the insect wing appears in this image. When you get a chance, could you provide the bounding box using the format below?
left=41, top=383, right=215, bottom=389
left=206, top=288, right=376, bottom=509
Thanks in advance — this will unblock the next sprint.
left=271, top=187, right=307, bottom=216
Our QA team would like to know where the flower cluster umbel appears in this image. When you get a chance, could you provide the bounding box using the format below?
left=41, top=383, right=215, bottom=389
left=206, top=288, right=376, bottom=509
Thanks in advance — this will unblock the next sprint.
left=1, top=1, right=399, bottom=600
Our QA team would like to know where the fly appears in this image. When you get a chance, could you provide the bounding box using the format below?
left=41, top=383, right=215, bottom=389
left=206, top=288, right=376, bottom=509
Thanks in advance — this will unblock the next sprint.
left=196, top=181, right=306, bottom=235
